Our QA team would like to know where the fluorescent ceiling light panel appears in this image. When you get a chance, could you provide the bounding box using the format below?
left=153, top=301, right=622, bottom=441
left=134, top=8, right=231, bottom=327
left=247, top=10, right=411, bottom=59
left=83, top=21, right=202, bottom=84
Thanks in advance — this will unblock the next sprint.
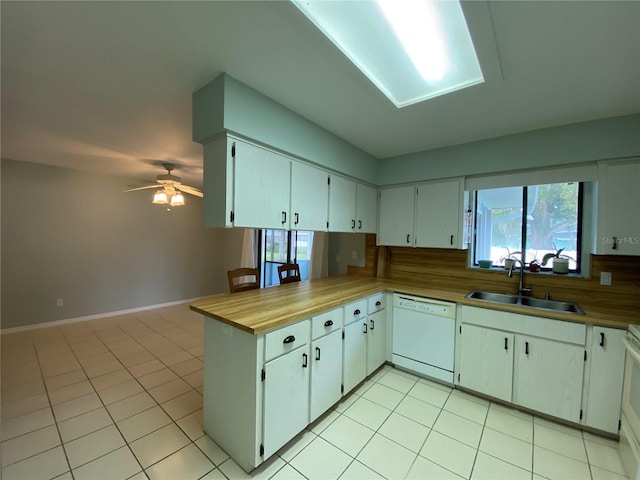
left=292, top=0, right=484, bottom=108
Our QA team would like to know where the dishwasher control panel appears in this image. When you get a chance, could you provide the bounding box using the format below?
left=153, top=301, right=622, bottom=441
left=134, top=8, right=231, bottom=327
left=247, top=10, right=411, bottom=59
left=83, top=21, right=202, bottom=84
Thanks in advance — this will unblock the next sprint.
left=393, top=294, right=456, bottom=319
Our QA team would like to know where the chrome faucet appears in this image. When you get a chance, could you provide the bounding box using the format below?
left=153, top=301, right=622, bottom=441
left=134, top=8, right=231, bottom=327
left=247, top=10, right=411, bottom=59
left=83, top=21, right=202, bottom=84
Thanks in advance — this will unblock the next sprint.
left=507, top=259, right=532, bottom=296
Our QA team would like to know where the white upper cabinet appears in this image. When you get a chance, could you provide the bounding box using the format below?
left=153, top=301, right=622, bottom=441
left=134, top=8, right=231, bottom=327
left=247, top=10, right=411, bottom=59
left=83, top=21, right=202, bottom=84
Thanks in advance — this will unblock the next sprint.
left=378, top=185, right=415, bottom=246
left=328, top=175, right=377, bottom=233
left=356, top=183, right=378, bottom=234
left=202, top=135, right=376, bottom=232
left=328, top=175, right=356, bottom=232
left=291, top=162, right=329, bottom=231
left=233, top=139, right=291, bottom=229
left=596, top=160, right=640, bottom=256
left=415, top=178, right=464, bottom=248
left=378, top=178, right=464, bottom=248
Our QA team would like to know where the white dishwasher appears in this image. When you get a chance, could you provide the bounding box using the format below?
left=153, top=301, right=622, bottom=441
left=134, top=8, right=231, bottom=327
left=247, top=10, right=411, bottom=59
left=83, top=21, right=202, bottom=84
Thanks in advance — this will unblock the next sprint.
left=392, top=294, right=456, bottom=384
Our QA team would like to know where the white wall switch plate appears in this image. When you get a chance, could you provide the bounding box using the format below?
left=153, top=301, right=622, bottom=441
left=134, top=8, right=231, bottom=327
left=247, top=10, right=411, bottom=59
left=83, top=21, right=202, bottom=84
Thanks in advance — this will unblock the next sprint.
left=600, top=272, right=612, bottom=286
left=56, top=298, right=64, bottom=307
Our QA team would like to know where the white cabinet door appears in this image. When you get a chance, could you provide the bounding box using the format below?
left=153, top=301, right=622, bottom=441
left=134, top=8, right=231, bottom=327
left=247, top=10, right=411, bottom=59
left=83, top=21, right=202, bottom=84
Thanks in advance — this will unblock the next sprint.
left=598, top=161, right=640, bottom=255
left=328, top=175, right=357, bottom=232
left=233, top=140, right=291, bottom=229
left=458, top=324, right=514, bottom=402
left=291, top=162, right=329, bottom=231
left=310, top=330, right=343, bottom=422
left=584, top=326, right=626, bottom=433
left=355, top=184, right=378, bottom=234
left=378, top=185, right=415, bottom=246
left=343, top=319, right=367, bottom=394
left=366, top=310, right=386, bottom=375
left=415, top=179, right=462, bottom=249
left=263, top=345, right=310, bottom=458
left=513, top=336, right=584, bottom=423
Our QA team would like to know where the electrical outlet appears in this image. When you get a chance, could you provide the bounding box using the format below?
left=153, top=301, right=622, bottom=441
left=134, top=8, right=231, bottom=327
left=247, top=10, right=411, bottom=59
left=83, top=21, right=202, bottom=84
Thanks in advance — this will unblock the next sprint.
left=351, top=250, right=358, bottom=260
left=56, top=298, right=64, bottom=307
left=600, top=272, right=612, bottom=286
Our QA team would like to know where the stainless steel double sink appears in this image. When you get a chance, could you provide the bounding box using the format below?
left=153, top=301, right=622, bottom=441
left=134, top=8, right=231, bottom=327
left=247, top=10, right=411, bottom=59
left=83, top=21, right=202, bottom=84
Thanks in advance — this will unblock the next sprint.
left=465, top=291, right=585, bottom=315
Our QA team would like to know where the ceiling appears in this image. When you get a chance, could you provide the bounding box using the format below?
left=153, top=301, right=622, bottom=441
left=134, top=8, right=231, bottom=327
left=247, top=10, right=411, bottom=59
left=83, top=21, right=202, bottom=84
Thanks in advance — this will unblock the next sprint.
left=2, top=1, right=639, bottom=188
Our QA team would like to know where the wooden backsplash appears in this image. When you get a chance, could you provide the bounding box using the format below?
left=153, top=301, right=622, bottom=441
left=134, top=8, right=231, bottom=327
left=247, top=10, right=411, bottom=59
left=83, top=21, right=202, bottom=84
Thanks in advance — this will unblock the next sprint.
left=350, top=234, right=640, bottom=318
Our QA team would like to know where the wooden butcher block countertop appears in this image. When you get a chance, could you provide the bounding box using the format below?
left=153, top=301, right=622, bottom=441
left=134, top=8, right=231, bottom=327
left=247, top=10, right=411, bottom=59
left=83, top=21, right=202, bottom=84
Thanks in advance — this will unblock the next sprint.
left=190, top=275, right=634, bottom=334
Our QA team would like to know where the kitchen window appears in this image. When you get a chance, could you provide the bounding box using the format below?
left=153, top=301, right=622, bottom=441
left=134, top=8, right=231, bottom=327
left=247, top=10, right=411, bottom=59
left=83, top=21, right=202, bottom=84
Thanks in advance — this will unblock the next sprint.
left=472, top=182, right=583, bottom=272
left=258, top=229, right=313, bottom=287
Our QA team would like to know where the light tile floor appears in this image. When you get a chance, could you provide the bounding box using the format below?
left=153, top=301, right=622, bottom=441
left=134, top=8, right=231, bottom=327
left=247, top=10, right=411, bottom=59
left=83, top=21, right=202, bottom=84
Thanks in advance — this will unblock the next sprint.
left=1, top=303, right=630, bottom=480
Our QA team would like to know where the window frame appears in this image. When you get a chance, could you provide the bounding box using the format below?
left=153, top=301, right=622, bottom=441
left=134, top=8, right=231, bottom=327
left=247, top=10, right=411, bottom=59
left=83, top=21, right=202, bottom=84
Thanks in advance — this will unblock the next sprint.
left=258, top=229, right=313, bottom=287
left=471, top=182, right=584, bottom=274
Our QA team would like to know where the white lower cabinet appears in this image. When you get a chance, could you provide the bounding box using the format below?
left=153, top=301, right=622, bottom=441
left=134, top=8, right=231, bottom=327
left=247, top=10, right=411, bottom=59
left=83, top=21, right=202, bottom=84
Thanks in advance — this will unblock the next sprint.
left=457, top=306, right=625, bottom=433
left=512, top=335, right=584, bottom=423
left=458, top=324, right=514, bottom=403
left=584, top=326, right=626, bottom=433
left=343, top=316, right=367, bottom=395
left=366, top=310, right=386, bottom=375
left=309, top=307, right=344, bottom=423
left=263, top=344, right=310, bottom=458
left=310, top=330, right=343, bottom=422
left=202, top=294, right=387, bottom=473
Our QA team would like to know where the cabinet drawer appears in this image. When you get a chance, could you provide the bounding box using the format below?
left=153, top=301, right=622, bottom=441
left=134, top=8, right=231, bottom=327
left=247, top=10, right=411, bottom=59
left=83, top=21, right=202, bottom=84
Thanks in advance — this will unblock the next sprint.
left=312, top=308, right=344, bottom=340
left=265, top=319, right=310, bottom=362
left=344, top=299, right=368, bottom=325
left=368, top=293, right=385, bottom=314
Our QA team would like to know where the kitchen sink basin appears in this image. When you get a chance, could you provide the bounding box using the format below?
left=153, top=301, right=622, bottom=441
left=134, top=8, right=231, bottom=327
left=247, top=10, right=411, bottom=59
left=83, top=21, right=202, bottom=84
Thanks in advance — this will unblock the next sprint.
left=466, top=291, right=519, bottom=304
left=465, top=291, right=584, bottom=315
left=518, top=296, right=584, bottom=314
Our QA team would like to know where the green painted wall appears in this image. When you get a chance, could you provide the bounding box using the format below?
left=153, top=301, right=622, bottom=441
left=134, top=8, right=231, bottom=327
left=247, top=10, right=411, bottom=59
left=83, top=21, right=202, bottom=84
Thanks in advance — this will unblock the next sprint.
left=193, top=74, right=378, bottom=184
left=378, top=114, right=640, bottom=185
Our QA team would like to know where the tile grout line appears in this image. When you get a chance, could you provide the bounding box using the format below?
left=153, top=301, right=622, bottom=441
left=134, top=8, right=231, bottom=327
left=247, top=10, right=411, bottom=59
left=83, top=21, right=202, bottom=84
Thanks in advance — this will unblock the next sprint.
left=96, top=317, right=219, bottom=479
left=62, top=324, right=148, bottom=478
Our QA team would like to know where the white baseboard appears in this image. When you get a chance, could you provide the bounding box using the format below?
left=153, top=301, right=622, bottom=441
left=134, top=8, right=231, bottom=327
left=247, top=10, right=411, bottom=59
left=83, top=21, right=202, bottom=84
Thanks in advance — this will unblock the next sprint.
left=0, top=295, right=216, bottom=334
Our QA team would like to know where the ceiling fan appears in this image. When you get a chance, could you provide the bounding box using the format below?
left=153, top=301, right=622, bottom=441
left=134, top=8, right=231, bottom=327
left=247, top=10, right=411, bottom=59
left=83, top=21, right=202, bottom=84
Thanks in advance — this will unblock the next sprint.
left=123, top=163, right=203, bottom=206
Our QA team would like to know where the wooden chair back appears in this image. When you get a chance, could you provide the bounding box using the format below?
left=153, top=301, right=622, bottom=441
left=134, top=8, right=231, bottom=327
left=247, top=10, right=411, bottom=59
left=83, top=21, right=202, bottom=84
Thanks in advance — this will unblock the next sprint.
left=227, top=267, right=260, bottom=293
left=277, top=263, right=301, bottom=284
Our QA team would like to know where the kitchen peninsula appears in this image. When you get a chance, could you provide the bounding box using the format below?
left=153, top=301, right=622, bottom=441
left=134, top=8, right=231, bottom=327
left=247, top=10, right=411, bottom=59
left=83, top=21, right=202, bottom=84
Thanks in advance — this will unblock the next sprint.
left=191, top=274, right=633, bottom=472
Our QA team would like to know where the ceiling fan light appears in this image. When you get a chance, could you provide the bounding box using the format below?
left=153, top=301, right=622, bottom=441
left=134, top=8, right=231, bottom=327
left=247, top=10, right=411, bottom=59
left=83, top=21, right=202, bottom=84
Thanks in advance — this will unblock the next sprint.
left=152, top=190, right=168, bottom=204
left=170, top=192, right=185, bottom=206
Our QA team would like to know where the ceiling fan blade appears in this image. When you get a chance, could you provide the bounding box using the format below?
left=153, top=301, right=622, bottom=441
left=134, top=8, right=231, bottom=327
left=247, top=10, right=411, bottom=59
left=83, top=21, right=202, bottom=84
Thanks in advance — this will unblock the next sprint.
left=175, top=184, right=203, bottom=197
left=122, top=184, right=159, bottom=192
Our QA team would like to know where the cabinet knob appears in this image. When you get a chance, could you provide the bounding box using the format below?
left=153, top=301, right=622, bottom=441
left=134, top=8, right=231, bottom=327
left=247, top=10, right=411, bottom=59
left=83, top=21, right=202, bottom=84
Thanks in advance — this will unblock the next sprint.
left=353, top=309, right=361, bottom=316
left=324, top=320, right=334, bottom=327
left=375, top=301, right=382, bottom=306
left=283, top=335, right=295, bottom=344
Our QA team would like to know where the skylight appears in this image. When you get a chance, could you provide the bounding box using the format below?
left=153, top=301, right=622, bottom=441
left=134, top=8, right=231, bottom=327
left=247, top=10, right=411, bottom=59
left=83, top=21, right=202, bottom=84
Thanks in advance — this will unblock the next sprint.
left=291, top=0, right=484, bottom=108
